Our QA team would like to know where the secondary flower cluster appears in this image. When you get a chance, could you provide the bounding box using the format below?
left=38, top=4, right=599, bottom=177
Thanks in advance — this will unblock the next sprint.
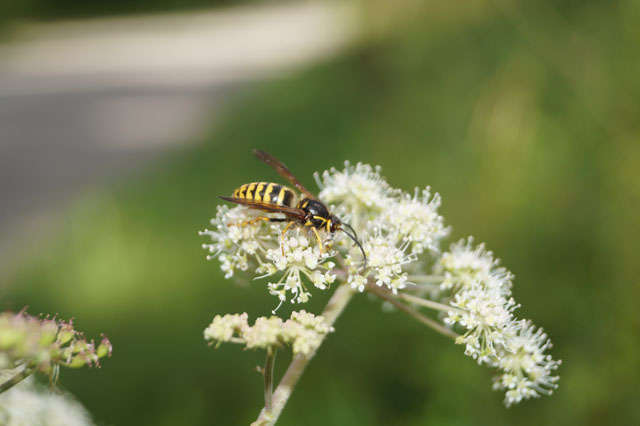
left=437, top=238, right=561, bottom=406
left=204, top=310, right=333, bottom=356
left=201, top=158, right=560, bottom=406
left=0, top=311, right=112, bottom=385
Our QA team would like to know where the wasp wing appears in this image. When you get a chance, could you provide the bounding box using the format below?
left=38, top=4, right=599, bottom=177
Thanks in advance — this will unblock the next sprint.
left=219, top=196, right=306, bottom=219
left=253, top=149, right=317, bottom=200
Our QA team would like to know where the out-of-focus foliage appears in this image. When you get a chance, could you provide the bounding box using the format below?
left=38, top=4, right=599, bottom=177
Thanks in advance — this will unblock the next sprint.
left=3, top=0, right=640, bottom=425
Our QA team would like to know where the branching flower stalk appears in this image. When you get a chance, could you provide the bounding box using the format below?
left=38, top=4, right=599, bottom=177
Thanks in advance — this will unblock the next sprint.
left=201, top=157, right=561, bottom=423
left=252, top=283, right=355, bottom=425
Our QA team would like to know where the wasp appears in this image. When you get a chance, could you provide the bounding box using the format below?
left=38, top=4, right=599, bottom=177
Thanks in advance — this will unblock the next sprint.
left=220, top=149, right=367, bottom=264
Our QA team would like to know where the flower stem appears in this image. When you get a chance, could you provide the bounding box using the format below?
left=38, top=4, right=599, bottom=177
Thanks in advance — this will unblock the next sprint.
left=369, top=285, right=459, bottom=340
left=0, top=367, right=33, bottom=394
left=404, top=282, right=441, bottom=293
left=251, top=283, right=356, bottom=426
left=398, top=292, right=466, bottom=315
left=406, top=274, right=445, bottom=282
left=264, top=347, right=277, bottom=414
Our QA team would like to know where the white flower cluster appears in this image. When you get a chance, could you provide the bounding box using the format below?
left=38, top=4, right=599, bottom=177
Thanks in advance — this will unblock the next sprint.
left=0, top=375, right=95, bottom=426
left=378, top=188, right=449, bottom=255
left=201, top=207, right=337, bottom=308
left=437, top=238, right=560, bottom=405
left=259, top=233, right=336, bottom=307
left=200, top=206, right=271, bottom=279
left=201, top=161, right=447, bottom=304
left=438, top=237, right=513, bottom=294
left=204, top=311, right=333, bottom=356
left=492, top=320, right=562, bottom=407
left=315, top=162, right=449, bottom=294
left=350, top=229, right=414, bottom=294
left=314, top=162, right=396, bottom=216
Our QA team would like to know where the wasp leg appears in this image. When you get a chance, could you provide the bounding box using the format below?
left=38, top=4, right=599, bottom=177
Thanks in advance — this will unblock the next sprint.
left=310, top=226, right=325, bottom=255
left=280, top=221, right=295, bottom=256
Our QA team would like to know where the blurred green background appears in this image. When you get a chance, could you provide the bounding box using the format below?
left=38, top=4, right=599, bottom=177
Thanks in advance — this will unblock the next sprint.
left=2, top=0, right=640, bottom=425
left=2, top=0, right=235, bottom=23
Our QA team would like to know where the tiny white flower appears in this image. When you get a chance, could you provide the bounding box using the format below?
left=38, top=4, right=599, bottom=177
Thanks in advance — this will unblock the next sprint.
left=348, top=274, right=367, bottom=292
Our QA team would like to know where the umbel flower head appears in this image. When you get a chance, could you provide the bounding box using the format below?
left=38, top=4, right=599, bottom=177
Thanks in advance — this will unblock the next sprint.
left=200, top=155, right=560, bottom=406
left=492, top=320, right=562, bottom=406
left=437, top=238, right=560, bottom=404
left=0, top=311, right=112, bottom=385
left=200, top=161, right=448, bottom=306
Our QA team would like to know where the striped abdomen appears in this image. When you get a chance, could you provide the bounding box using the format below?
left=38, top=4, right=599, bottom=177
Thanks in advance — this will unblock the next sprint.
left=232, top=182, right=296, bottom=207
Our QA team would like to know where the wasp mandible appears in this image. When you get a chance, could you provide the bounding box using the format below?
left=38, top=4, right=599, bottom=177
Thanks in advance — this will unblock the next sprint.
left=220, top=150, right=367, bottom=264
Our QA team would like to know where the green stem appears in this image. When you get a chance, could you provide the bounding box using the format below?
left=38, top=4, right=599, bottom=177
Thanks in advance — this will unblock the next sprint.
left=0, top=367, right=33, bottom=394
left=404, top=283, right=441, bottom=293
left=398, top=292, right=466, bottom=315
left=406, top=274, right=445, bottom=283
left=251, top=283, right=356, bottom=426
left=264, top=347, right=277, bottom=414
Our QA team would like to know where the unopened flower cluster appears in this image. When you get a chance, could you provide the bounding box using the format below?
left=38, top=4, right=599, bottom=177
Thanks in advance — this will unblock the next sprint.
left=0, top=311, right=112, bottom=384
left=204, top=310, right=333, bottom=356
left=201, top=159, right=560, bottom=406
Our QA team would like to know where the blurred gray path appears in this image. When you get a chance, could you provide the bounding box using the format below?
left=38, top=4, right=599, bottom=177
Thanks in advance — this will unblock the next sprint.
left=0, top=2, right=356, bottom=278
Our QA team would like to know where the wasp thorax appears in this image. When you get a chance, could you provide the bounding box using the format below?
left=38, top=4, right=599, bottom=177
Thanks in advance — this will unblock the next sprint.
left=298, top=199, right=331, bottom=227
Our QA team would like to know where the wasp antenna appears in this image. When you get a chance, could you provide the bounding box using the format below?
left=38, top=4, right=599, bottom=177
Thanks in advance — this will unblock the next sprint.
left=340, top=227, right=368, bottom=267
left=342, top=222, right=360, bottom=242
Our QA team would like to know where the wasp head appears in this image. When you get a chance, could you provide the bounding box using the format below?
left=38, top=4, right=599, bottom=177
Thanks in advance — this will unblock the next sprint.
left=328, top=215, right=342, bottom=232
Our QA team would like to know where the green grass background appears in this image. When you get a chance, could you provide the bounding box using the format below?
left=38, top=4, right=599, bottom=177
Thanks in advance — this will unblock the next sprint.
left=2, top=0, right=640, bottom=425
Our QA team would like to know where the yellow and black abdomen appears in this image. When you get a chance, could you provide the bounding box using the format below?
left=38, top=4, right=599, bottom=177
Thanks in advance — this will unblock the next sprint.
left=232, top=182, right=296, bottom=207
